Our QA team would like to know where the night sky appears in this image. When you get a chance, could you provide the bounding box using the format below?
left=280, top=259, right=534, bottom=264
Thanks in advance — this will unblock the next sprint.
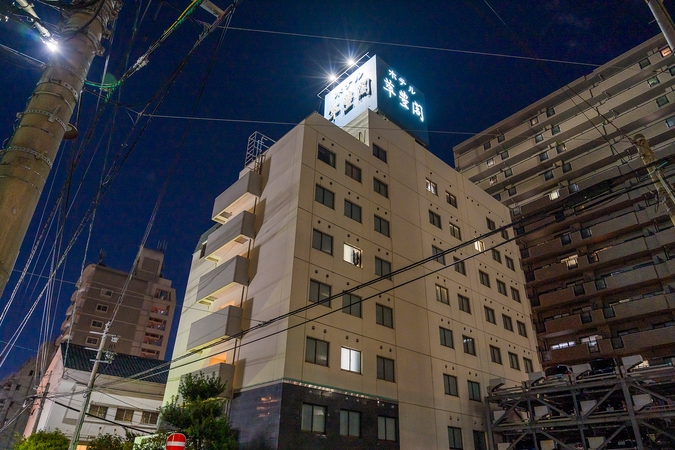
left=0, top=0, right=668, bottom=378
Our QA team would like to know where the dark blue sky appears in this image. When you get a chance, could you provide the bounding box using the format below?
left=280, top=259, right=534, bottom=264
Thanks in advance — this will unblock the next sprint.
left=0, top=0, right=666, bottom=377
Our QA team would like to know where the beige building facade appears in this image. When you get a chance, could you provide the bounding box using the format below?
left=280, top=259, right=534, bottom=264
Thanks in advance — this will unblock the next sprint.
left=57, top=247, right=175, bottom=360
left=164, top=109, right=539, bottom=449
left=454, top=34, right=675, bottom=368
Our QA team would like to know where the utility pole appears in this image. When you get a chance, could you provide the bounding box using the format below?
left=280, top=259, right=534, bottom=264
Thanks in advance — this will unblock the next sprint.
left=0, top=0, right=120, bottom=298
left=31, top=379, right=49, bottom=434
left=634, top=134, right=675, bottom=227
left=69, top=322, right=115, bottom=450
left=646, top=0, right=675, bottom=50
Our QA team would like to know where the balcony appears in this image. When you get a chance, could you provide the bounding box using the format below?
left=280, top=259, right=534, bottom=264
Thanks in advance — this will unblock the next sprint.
left=212, top=170, right=262, bottom=224
left=196, top=255, right=249, bottom=306
left=186, top=362, right=235, bottom=398
left=619, top=326, right=675, bottom=354
left=187, top=305, right=243, bottom=352
left=204, top=211, right=256, bottom=263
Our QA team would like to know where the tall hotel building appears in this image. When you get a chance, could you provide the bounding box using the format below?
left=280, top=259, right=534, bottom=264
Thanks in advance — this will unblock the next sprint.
left=454, top=35, right=675, bottom=368
left=164, top=57, right=538, bottom=449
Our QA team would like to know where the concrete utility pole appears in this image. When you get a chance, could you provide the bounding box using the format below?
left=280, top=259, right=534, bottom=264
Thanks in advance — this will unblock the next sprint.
left=634, top=134, right=675, bottom=228
left=646, top=0, right=675, bottom=50
left=0, top=0, right=120, bottom=298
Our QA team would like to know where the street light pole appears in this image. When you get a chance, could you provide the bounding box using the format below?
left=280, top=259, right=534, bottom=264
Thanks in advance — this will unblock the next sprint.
left=0, top=0, right=120, bottom=298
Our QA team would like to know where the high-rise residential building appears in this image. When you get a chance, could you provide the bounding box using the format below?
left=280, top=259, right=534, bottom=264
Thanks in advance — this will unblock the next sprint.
left=164, top=56, right=539, bottom=449
left=57, top=247, right=175, bottom=360
left=454, top=34, right=675, bottom=368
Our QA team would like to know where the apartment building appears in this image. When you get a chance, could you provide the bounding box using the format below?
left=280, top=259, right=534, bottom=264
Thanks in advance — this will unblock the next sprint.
left=164, top=59, right=539, bottom=448
left=454, top=34, right=675, bottom=368
left=57, top=247, right=175, bottom=360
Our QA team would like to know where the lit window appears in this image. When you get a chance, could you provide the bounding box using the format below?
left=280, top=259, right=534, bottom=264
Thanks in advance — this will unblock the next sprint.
left=340, top=410, right=360, bottom=437
left=474, top=240, right=485, bottom=252
left=301, top=404, right=326, bottom=433
left=373, top=178, right=388, bottom=197
left=342, top=294, right=362, bottom=318
left=306, top=337, right=329, bottom=366
left=312, top=229, right=333, bottom=254
left=534, top=133, right=544, bottom=143
left=340, top=347, right=361, bottom=373
left=429, top=210, right=441, bottom=228
left=449, top=426, right=464, bottom=449
left=374, top=215, right=390, bottom=237
left=546, top=107, right=556, bottom=117
left=309, top=280, right=331, bottom=307
left=454, top=257, right=465, bottom=275
left=508, top=352, right=520, bottom=370
left=344, top=199, right=362, bottom=222
left=463, top=336, right=476, bottom=355
left=343, top=243, right=362, bottom=267
left=345, top=161, right=362, bottom=182
left=432, top=246, right=445, bottom=264
left=503, top=314, right=513, bottom=332
left=377, top=356, right=395, bottom=382
left=490, top=345, right=502, bottom=364
left=378, top=416, right=396, bottom=441
left=639, top=57, right=651, bottom=69
left=505, top=256, right=515, bottom=271
left=517, top=320, right=527, bottom=337
left=556, top=143, right=566, bottom=154
left=375, top=257, right=391, bottom=277
left=486, top=218, right=496, bottom=231
left=426, top=178, right=438, bottom=195
left=315, top=185, right=335, bottom=208
left=373, top=144, right=387, bottom=162
left=549, top=189, right=560, bottom=200
left=376, top=304, right=393, bottom=328
left=444, top=374, right=458, bottom=396
left=648, top=76, right=660, bottom=87
left=486, top=158, right=494, bottom=168
left=318, top=145, right=336, bottom=167
left=458, top=294, right=471, bottom=313
left=539, top=151, right=549, bottom=162
left=440, top=327, right=453, bottom=348
left=467, top=380, right=481, bottom=401
left=530, top=116, right=539, bottom=126
left=562, top=254, right=579, bottom=269
left=489, top=175, right=497, bottom=186
left=436, top=285, right=449, bottom=304
left=446, top=192, right=457, bottom=207
left=661, top=46, right=672, bottom=57
left=497, top=280, right=507, bottom=295
left=657, top=95, right=670, bottom=107
left=492, top=249, right=501, bottom=263
left=479, top=271, right=490, bottom=287
left=483, top=141, right=491, bottom=150
left=484, top=306, right=496, bottom=324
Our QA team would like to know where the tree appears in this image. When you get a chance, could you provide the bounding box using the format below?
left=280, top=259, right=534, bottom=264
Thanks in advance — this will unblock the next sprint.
left=14, top=429, right=69, bottom=450
left=87, top=432, right=135, bottom=450
left=159, top=373, right=236, bottom=450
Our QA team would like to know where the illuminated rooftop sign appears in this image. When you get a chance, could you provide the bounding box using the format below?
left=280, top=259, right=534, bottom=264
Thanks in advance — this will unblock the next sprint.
left=323, top=56, right=429, bottom=145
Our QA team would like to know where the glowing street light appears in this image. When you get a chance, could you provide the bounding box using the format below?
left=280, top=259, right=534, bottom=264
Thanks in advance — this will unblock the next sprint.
left=45, top=39, right=58, bottom=52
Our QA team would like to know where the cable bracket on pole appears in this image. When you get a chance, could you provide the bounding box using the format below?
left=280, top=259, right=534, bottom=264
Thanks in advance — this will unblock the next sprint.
left=36, top=77, right=80, bottom=102
left=45, top=63, right=85, bottom=84
left=23, top=108, right=68, bottom=131
left=0, top=146, right=53, bottom=168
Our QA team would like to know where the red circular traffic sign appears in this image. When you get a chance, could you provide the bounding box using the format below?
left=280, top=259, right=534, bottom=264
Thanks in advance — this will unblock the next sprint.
left=166, top=433, right=186, bottom=449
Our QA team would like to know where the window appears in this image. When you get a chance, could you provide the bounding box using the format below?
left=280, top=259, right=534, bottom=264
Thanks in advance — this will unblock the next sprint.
left=344, top=200, right=362, bottom=222
left=484, top=306, right=496, bottom=324
left=340, top=347, right=361, bottom=373
left=661, top=46, right=672, bottom=57
left=439, top=327, right=454, bottom=348
left=318, top=145, right=336, bottom=167
left=479, top=271, right=490, bottom=288
left=443, top=374, right=458, bottom=396
left=544, top=170, right=554, bottom=181
left=454, top=257, right=465, bottom=275
left=473, top=431, right=487, bottom=450
left=301, top=404, right=326, bottom=433
left=503, top=314, right=514, bottom=332
left=374, top=216, right=390, bottom=237
left=534, top=133, right=544, bottom=143
left=436, top=285, right=449, bottom=304
left=373, top=144, right=387, bottom=162
left=530, top=116, right=539, bottom=126
left=91, top=320, right=103, bottom=329
left=449, top=223, right=461, bottom=240
left=101, top=289, right=113, bottom=297
left=490, top=345, right=502, bottom=364
left=373, top=178, right=388, bottom=197
left=639, top=57, right=651, bottom=69
left=492, top=249, right=501, bottom=263
left=429, top=210, right=441, bottom=228
left=140, top=411, right=159, bottom=425
left=562, top=254, right=578, bottom=269
left=342, top=294, right=362, bottom=318
left=551, top=124, right=561, bottom=135
left=486, top=217, right=496, bottom=231
left=504, top=167, right=513, bottom=178
left=501, top=228, right=508, bottom=240
left=340, top=410, right=360, bottom=437
left=670, top=66, right=675, bottom=76
left=85, top=336, right=99, bottom=346
left=375, top=257, right=391, bottom=278
left=539, top=151, right=549, bottom=162
left=343, top=243, right=362, bottom=266
left=580, top=227, right=592, bottom=239
left=463, top=336, right=476, bottom=355
left=458, top=294, right=471, bottom=313
left=648, top=76, right=660, bottom=87
left=306, top=337, right=329, bottom=366
left=497, top=280, right=507, bottom=295
left=560, top=233, right=571, bottom=245
left=657, top=95, right=670, bottom=107
left=426, top=179, right=438, bottom=195
left=448, top=426, right=463, bottom=449
left=546, top=107, right=556, bottom=117
left=505, top=256, right=515, bottom=270
left=524, top=358, right=534, bottom=373
left=115, top=409, right=134, bottom=422
left=376, top=304, right=393, bottom=328
left=474, top=240, right=485, bottom=252
left=517, top=320, right=528, bottom=337
left=507, top=186, right=517, bottom=196
left=501, top=150, right=509, bottom=160
left=498, top=134, right=506, bottom=142
left=508, top=352, right=520, bottom=370
left=432, top=246, right=445, bottom=264
left=489, top=175, right=497, bottom=186
left=378, top=416, right=396, bottom=441
left=446, top=192, right=457, bottom=207
left=89, top=404, right=108, bottom=419
left=556, top=142, right=566, bottom=154
left=315, top=185, right=335, bottom=208
left=483, top=141, right=491, bottom=150
left=377, top=356, right=395, bottom=382
left=549, top=189, right=560, bottom=200
left=309, top=280, right=331, bottom=307
left=345, top=161, right=362, bottom=182
left=562, top=162, right=572, bottom=173
left=467, top=380, right=481, bottom=401
left=667, top=116, right=675, bottom=128
left=96, top=304, right=108, bottom=313
left=312, top=229, right=333, bottom=254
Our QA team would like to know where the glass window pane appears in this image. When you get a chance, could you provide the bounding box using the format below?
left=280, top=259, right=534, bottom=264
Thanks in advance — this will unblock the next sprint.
left=316, top=340, right=328, bottom=366
left=386, top=417, right=396, bottom=441
left=340, top=410, right=348, bottom=436
left=349, top=411, right=360, bottom=437
left=301, top=404, right=313, bottom=431
left=341, top=348, right=350, bottom=370
left=313, top=406, right=325, bottom=432
left=378, top=416, right=386, bottom=440
left=305, top=338, right=315, bottom=363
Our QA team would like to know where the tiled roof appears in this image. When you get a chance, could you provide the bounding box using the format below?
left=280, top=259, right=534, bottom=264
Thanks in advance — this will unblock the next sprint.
left=61, top=343, right=168, bottom=384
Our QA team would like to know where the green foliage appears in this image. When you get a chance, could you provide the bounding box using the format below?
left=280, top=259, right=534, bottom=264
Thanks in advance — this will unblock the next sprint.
left=14, top=429, right=69, bottom=450
left=159, top=373, right=236, bottom=450
left=132, top=432, right=169, bottom=450
left=87, top=432, right=135, bottom=450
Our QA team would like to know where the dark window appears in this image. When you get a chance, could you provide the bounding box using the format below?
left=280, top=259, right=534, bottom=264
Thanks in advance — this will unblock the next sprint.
left=309, top=280, right=331, bottom=307
left=473, top=431, right=487, bottom=450
left=376, top=304, right=393, bottom=328
left=373, top=144, right=387, bottom=162
left=497, top=280, right=507, bottom=295
left=141, top=411, right=159, bottom=425
left=301, top=404, right=326, bottom=433
left=560, top=233, right=571, bottom=245
left=377, top=356, right=395, bottom=382
left=493, top=193, right=501, bottom=201
left=345, top=161, right=362, bottom=182
left=467, top=380, right=481, bottom=401
left=551, top=124, right=561, bottom=135
left=448, top=426, right=463, bottom=449
left=498, top=134, right=505, bottom=142
left=446, top=192, right=457, bottom=207
left=378, top=416, right=396, bottom=441
left=639, top=57, right=651, bottom=69
left=501, top=150, right=509, bottom=160
left=503, top=314, right=514, bottom=332
left=483, top=141, right=491, bottom=150
left=667, top=116, right=675, bottom=128
left=443, top=374, right=458, bottom=396
left=440, top=326, right=453, bottom=348
left=524, top=358, right=534, bottom=373
left=580, top=227, right=592, bottom=239
left=534, top=133, right=544, bottom=143
left=315, top=185, right=335, bottom=208
left=507, top=186, right=517, bottom=196
left=596, top=278, right=607, bottom=290
left=312, top=229, right=333, bottom=254
left=648, top=76, right=660, bottom=87
left=449, top=223, right=462, bottom=240
left=517, top=320, right=528, bottom=337
left=453, top=257, right=465, bottom=275
left=342, top=293, right=362, bottom=317
left=486, top=217, right=496, bottom=231
left=374, top=215, right=390, bottom=237
left=670, top=66, right=675, bottom=76
left=432, top=246, right=445, bottom=264
left=306, top=337, right=329, bottom=366
left=546, top=107, right=555, bottom=117
left=544, top=170, right=554, bottom=181
left=539, top=151, right=549, bottom=162
left=504, top=167, right=513, bottom=178
left=657, top=95, right=669, bottom=107
left=344, top=199, right=362, bottom=222
left=374, top=178, right=388, bottom=198
left=505, top=256, right=515, bottom=271
left=508, top=352, right=520, bottom=370
left=485, top=306, right=496, bottom=324
left=340, top=410, right=361, bottom=437
left=89, top=405, right=108, bottom=419
left=375, top=257, right=391, bottom=277
left=318, top=145, right=336, bottom=167
left=490, top=345, right=502, bottom=364
left=115, top=409, right=134, bottom=422
left=458, top=294, right=471, bottom=313
left=429, top=210, right=441, bottom=228
left=436, top=285, right=449, bottom=304
left=92, top=320, right=103, bottom=328
left=492, top=249, right=501, bottom=263
left=479, top=271, right=490, bottom=287
left=562, top=162, right=572, bottom=173
left=574, top=284, right=585, bottom=296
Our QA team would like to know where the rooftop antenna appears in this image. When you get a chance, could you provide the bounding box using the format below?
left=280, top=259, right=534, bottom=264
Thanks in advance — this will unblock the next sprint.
left=98, top=249, right=107, bottom=266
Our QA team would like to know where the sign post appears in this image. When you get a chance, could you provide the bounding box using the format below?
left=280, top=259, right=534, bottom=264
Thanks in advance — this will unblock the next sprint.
left=166, top=433, right=187, bottom=450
